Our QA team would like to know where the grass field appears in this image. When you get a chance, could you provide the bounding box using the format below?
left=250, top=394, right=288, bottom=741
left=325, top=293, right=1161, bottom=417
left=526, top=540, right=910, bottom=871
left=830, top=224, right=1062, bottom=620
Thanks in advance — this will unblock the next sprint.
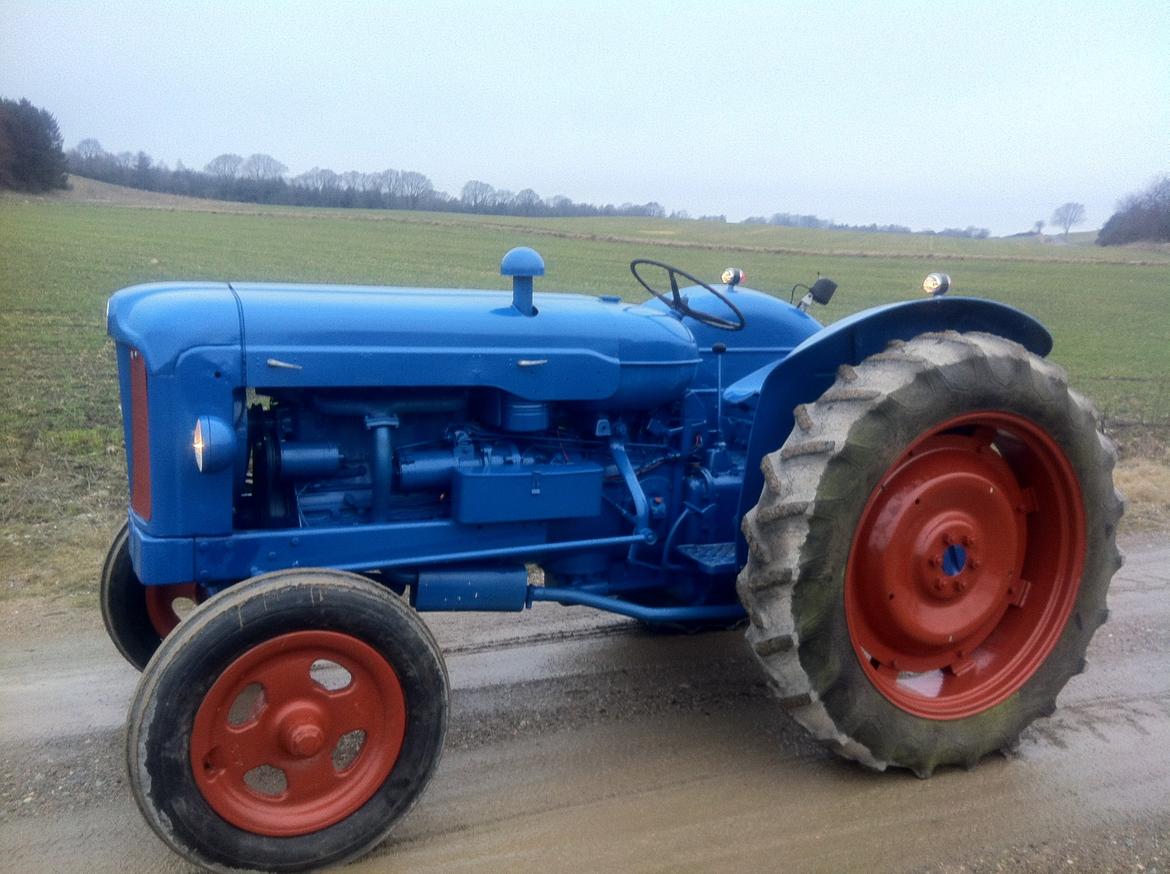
left=1, top=185, right=1168, bottom=600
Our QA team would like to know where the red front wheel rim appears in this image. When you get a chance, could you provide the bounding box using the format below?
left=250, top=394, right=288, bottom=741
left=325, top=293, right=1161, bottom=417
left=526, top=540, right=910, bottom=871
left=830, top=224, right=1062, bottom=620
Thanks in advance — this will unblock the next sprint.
left=845, top=412, right=1085, bottom=719
left=191, top=630, right=406, bottom=836
left=144, top=583, right=200, bottom=637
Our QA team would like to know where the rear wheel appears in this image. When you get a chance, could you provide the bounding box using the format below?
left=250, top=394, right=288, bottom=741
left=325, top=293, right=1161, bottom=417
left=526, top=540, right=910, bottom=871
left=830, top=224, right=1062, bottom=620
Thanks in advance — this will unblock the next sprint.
left=127, top=569, right=448, bottom=872
left=738, top=331, right=1124, bottom=776
left=99, top=521, right=204, bottom=670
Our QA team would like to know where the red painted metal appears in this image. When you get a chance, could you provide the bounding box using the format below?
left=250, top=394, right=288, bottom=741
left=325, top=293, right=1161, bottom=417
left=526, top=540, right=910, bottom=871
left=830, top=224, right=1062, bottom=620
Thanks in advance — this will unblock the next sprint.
left=190, top=631, right=406, bottom=836
left=844, top=412, right=1085, bottom=720
left=144, top=584, right=200, bottom=637
left=129, top=349, right=151, bottom=520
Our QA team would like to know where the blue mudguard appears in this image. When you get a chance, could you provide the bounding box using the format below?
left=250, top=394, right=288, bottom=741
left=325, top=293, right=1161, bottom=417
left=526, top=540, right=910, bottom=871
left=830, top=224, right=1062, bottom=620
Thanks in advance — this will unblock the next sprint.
left=731, top=296, right=1053, bottom=564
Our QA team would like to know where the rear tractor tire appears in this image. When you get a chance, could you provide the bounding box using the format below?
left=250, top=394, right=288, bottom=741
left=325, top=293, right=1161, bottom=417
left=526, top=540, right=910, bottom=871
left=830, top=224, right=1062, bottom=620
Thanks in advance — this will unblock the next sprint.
left=738, top=331, right=1124, bottom=777
left=126, top=568, right=449, bottom=872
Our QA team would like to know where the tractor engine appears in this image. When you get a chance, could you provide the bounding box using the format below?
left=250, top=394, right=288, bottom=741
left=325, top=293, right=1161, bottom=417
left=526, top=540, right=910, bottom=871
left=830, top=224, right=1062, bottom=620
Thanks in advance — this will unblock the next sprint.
left=240, top=383, right=745, bottom=592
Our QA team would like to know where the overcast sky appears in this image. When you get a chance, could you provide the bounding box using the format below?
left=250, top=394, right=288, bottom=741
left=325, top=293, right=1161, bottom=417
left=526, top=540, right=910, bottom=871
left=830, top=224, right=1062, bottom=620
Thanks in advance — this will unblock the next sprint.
left=2, top=0, right=1167, bottom=234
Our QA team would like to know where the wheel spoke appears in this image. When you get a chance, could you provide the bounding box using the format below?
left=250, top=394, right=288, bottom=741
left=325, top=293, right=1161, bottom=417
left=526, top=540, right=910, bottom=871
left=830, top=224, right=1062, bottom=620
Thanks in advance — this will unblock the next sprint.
left=200, top=719, right=274, bottom=778
left=282, top=750, right=344, bottom=804
left=251, top=655, right=320, bottom=705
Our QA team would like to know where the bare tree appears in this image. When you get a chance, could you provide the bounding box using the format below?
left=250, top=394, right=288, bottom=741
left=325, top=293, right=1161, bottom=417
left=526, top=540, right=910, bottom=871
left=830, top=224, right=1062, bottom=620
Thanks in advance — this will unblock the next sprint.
left=75, top=138, right=105, bottom=160
left=461, top=179, right=495, bottom=210
left=241, top=153, right=287, bottom=181
left=318, top=168, right=339, bottom=191
left=377, top=169, right=400, bottom=197
left=399, top=171, right=433, bottom=208
left=1033, top=220, right=1045, bottom=235
left=294, top=167, right=326, bottom=190
left=339, top=170, right=365, bottom=191
left=1051, top=202, right=1086, bottom=236
left=513, top=188, right=541, bottom=215
left=204, top=153, right=243, bottom=178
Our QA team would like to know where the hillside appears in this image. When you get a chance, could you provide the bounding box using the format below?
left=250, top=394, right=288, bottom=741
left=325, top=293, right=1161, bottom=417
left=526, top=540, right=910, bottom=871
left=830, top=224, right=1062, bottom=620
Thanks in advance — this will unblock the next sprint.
left=6, top=176, right=1168, bottom=267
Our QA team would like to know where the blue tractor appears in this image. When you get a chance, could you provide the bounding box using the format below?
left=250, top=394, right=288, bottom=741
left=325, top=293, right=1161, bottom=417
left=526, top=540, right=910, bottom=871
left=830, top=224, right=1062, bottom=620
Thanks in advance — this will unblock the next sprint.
left=104, top=248, right=1122, bottom=871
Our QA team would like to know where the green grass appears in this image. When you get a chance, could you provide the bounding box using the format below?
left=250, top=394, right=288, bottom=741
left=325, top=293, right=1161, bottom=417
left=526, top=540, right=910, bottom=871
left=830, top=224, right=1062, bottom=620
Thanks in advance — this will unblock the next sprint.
left=1, top=197, right=1168, bottom=599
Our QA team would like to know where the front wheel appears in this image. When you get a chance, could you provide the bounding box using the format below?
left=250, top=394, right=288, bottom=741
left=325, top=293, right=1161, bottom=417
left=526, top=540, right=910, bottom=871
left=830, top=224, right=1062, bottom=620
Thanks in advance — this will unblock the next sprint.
left=126, top=569, right=448, bottom=872
left=738, top=331, right=1124, bottom=776
left=99, top=521, right=204, bottom=670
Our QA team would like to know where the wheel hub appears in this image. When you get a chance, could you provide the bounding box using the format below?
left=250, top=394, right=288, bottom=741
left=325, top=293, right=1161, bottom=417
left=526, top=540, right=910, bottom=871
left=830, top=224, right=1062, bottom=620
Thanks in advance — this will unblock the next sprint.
left=278, top=705, right=328, bottom=758
left=854, top=435, right=1022, bottom=667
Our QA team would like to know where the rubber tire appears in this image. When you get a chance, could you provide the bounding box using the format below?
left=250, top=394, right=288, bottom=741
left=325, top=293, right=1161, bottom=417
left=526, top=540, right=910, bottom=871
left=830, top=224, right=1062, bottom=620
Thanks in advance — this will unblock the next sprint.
left=126, top=569, right=449, bottom=873
left=100, top=521, right=163, bottom=671
left=737, top=331, right=1124, bottom=777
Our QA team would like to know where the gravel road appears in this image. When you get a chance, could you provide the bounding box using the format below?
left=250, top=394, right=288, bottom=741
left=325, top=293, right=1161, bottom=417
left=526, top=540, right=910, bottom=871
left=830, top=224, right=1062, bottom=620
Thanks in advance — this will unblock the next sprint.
left=1, top=536, right=1167, bottom=873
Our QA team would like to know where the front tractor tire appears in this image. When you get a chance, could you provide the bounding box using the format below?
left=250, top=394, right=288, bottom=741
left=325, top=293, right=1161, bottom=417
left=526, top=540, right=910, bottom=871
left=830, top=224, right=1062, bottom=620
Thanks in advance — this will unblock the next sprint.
left=100, top=521, right=204, bottom=671
left=126, top=569, right=448, bottom=872
left=738, top=331, right=1124, bottom=777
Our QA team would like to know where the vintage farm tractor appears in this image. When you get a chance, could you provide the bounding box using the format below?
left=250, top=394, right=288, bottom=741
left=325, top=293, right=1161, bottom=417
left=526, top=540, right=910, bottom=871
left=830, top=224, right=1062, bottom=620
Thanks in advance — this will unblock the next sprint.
left=103, top=248, right=1122, bottom=871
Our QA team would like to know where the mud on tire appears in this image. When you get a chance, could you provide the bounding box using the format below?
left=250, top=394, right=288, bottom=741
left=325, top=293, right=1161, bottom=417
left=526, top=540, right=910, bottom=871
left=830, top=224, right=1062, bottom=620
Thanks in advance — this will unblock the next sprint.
left=737, top=331, right=1124, bottom=777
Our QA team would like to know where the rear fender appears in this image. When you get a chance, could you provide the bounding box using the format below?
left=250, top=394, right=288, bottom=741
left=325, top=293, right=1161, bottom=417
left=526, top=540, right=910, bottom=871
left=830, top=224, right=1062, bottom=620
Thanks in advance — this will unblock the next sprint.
left=733, top=297, right=1052, bottom=564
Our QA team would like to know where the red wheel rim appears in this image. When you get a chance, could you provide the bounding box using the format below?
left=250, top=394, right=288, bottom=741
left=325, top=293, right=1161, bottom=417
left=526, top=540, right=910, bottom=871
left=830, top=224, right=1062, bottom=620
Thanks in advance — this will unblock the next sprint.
left=844, top=412, right=1085, bottom=720
left=144, top=583, right=201, bottom=637
left=190, top=630, right=406, bottom=836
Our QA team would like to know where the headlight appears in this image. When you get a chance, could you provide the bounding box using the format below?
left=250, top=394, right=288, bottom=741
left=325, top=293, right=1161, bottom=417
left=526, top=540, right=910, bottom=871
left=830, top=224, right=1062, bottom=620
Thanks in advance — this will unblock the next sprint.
left=192, top=415, right=236, bottom=473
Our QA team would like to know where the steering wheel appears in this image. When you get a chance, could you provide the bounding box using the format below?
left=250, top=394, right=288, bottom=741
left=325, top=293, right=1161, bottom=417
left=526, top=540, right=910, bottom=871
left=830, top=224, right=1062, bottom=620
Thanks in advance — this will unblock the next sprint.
left=630, top=259, right=746, bottom=331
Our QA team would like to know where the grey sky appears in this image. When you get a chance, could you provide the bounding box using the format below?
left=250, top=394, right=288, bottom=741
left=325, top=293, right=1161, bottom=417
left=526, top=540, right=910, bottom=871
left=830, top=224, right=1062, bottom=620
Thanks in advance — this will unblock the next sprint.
left=2, top=0, right=1167, bottom=234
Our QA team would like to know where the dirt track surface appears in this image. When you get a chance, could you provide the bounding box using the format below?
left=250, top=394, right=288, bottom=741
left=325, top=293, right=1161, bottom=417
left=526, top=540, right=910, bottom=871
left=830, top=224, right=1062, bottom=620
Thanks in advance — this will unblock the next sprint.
left=1, top=536, right=1167, bottom=873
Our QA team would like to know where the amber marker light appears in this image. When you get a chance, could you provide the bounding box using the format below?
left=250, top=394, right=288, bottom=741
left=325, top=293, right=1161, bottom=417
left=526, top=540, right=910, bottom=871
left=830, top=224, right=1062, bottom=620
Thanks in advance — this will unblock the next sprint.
left=923, top=272, right=952, bottom=296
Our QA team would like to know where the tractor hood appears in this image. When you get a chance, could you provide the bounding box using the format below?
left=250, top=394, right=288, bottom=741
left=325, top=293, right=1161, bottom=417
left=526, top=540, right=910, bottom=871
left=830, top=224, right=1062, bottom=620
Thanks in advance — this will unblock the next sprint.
left=108, top=281, right=703, bottom=407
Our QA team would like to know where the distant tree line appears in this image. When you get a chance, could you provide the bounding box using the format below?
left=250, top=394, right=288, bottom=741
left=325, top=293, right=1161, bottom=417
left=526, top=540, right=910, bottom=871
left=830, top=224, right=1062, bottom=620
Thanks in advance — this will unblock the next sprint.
left=741, top=212, right=990, bottom=238
left=0, top=97, right=68, bottom=192
left=1097, top=176, right=1170, bottom=246
left=66, top=140, right=669, bottom=219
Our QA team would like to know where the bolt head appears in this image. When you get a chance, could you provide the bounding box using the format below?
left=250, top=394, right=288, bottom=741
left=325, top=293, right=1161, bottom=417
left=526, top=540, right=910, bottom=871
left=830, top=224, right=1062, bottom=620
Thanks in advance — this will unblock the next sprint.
left=282, top=722, right=325, bottom=758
